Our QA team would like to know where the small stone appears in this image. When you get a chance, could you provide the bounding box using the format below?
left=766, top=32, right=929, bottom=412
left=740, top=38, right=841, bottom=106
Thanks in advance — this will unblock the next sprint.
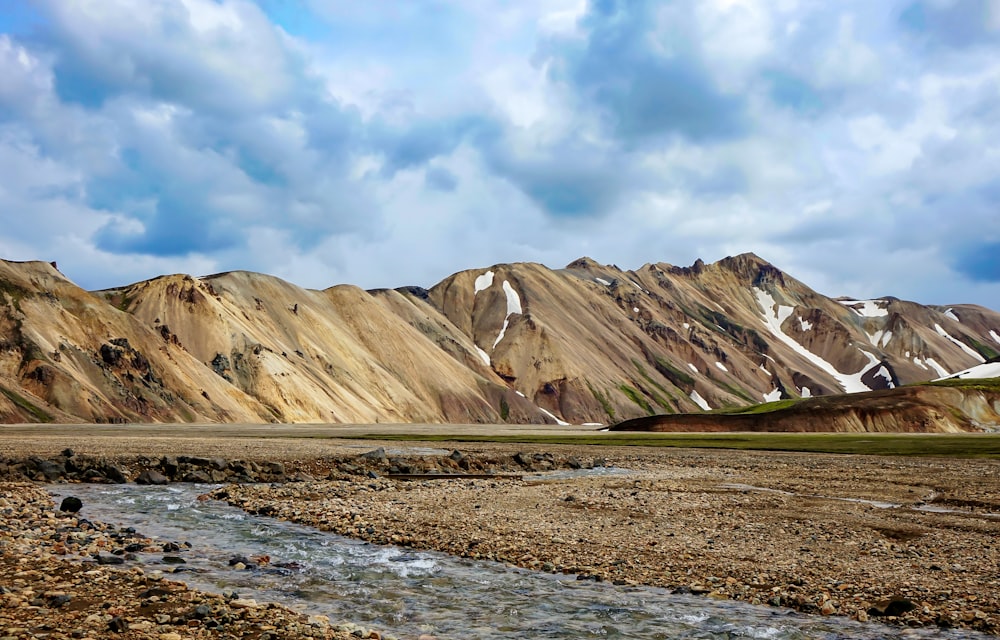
left=47, top=593, right=72, bottom=608
left=60, top=496, right=83, bottom=513
left=821, top=600, right=837, bottom=615
left=108, top=616, right=128, bottom=633
left=868, top=597, right=916, bottom=617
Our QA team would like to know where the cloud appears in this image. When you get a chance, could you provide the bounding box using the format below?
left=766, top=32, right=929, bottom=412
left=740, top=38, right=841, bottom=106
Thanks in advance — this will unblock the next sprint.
left=900, top=0, right=1000, bottom=48
left=0, top=0, right=999, bottom=312
left=541, top=0, right=747, bottom=145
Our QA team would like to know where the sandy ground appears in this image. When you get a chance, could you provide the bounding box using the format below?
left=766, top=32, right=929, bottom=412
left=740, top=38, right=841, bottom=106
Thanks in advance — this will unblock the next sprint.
left=2, top=424, right=1000, bottom=636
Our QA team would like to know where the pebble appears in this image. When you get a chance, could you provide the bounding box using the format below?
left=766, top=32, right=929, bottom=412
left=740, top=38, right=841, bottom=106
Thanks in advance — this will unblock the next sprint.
left=212, top=448, right=1000, bottom=635
left=0, top=482, right=369, bottom=640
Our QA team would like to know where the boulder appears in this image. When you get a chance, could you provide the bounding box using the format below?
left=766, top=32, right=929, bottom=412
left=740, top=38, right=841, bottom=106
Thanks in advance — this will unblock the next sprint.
left=59, top=496, right=83, bottom=513
left=136, top=470, right=169, bottom=485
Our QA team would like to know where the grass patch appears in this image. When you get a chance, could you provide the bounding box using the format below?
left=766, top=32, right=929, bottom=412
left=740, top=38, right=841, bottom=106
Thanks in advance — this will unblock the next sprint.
left=619, top=384, right=655, bottom=415
left=719, top=398, right=802, bottom=415
left=967, top=338, right=999, bottom=361
left=587, top=381, right=616, bottom=421
left=344, top=432, right=1000, bottom=458
left=632, top=360, right=676, bottom=412
left=716, top=380, right=755, bottom=404
left=922, top=378, right=1000, bottom=392
left=653, top=357, right=694, bottom=388
left=0, top=385, right=53, bottom=423
left=699, top=309, right=770, bottom=353
left=632, top=359, right=669, bottom=395
left=499, top=396, right=510, bottom=421
left=0, top=280, right=29, bottom=313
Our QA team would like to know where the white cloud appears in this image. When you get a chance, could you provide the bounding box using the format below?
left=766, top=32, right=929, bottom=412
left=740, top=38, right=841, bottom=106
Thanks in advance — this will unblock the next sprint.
left=0, top=0, right=997, bottom=312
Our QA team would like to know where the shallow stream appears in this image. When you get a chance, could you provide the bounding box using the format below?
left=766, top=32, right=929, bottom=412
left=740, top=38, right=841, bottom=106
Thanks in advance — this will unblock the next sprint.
left=49, top=483, right=992, bottom=640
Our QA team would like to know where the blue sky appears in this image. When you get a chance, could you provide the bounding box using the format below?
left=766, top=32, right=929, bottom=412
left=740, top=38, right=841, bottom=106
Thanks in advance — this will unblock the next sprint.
left=0, top=0, right=999, bottom=308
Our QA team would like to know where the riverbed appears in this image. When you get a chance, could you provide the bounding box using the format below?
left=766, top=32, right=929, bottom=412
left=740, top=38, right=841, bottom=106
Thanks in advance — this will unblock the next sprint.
left=49, top=483, right=996, bottom=640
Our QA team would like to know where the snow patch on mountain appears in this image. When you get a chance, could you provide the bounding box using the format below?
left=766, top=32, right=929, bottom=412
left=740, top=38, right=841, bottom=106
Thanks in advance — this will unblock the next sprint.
left=867, top=329, right=892, bottom=348
left=925, top=358, right=949, bottom=377
left=493, top=281, right=523, bottom=349
left=937, top=361, right=1000, bottom=380
left=715, top=361, right=728, bottom=373
left=687, top=363, right=698, bottom=373
left=474, top=270, right=494, bottom=294
left=475, top=346, right=490, bottom=366
left=538, top=407, right=570, bottom=426
left=944, top=308, right=960, bottom=322
left=872, top=366, right=893, bottom=385
left=991, top=330, right=1000, bottom=344
left=756, top=288, right=875, bottom=393
left=801, top=387, right=812, bottom=398
left=934, top=324, right=985, bottom=363
left=799, top=318, right=813, bottom=331
left=690, top=390, right=710, bottom=411
left=840, top=299, right=889, bottom=318
left=503, top=280, right=522, bottom=314
left=595, top=277, right=611, bottom=286
left=763, top=388, right=782, bottom=402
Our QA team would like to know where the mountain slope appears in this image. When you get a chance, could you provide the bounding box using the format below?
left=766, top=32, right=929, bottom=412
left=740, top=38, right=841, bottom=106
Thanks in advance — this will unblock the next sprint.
left=2, top=254, right=999, bottom=429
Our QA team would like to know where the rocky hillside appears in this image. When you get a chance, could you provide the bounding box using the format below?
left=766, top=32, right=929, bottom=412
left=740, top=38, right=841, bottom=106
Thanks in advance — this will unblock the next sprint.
left=1, top=253, right=999, bottom=428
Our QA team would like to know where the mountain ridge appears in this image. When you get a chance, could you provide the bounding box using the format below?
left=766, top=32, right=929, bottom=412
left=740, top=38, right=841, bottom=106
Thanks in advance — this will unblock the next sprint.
left=2, top=253, right=998, bottom=430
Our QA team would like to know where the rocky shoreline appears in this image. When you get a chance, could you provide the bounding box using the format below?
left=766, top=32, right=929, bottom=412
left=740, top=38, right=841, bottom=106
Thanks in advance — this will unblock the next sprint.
left=0, top=447, right=594, bottom=485
left=2, top=442, right=999, bottom=637
left=0, top=483, right=390, bottom=640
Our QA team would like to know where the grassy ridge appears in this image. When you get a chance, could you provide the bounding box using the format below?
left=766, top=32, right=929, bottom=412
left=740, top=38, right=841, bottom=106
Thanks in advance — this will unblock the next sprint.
left=347, top=431, right=1000, bottom=458
left=924, top=377, right=1000, bottom=392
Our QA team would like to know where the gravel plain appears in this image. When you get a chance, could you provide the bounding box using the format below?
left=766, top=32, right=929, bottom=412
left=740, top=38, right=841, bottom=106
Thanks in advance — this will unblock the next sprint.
left=217, top=444, right=1000, bottom=635
left=1, top=428, right=998, bottom=637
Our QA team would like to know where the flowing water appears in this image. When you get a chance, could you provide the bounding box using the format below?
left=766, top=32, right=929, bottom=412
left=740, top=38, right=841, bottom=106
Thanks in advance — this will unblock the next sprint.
left=49, top=484, right=991, bottom=640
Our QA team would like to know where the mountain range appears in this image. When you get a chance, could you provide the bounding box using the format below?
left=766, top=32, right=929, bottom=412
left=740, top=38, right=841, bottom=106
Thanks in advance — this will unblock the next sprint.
left=1, top=253, right=998, bottom=430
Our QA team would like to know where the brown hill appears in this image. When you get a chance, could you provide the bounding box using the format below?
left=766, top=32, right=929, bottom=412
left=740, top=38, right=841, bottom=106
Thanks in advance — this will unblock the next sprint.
left=1, top=253, right=999, bottom=428
left=608, top=379, right=1000, bottom=434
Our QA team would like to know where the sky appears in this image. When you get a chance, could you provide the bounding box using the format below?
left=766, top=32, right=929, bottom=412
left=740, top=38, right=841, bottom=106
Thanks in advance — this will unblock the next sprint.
left=0, top=0, right=999, bottom=308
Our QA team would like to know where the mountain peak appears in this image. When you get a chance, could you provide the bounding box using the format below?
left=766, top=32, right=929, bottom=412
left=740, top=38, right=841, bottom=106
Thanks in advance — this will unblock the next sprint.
left=565, top=256, right=601, bottom=270
left=717, top=253, right=785, bottom=287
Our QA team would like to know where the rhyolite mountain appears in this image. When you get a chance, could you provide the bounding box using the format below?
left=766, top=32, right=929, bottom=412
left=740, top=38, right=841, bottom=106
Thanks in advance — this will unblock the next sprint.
left=1, top=253, right=999, bottom=430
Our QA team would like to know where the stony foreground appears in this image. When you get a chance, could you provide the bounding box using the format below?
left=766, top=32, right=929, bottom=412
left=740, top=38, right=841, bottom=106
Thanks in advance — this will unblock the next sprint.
left=0, top=483, right=384, bottom=640
left=212, top=447, right=1000, bottom=635
left=2, top=433, right=1000, bottom=637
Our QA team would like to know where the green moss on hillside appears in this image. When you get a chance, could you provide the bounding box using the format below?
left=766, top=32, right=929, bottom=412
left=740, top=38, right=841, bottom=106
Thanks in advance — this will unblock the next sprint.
left=0, top=385, right=53, bottom=423
left=923, top=377, right=1000, bottom=392
left=619, top=384, right=655, bottom=415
